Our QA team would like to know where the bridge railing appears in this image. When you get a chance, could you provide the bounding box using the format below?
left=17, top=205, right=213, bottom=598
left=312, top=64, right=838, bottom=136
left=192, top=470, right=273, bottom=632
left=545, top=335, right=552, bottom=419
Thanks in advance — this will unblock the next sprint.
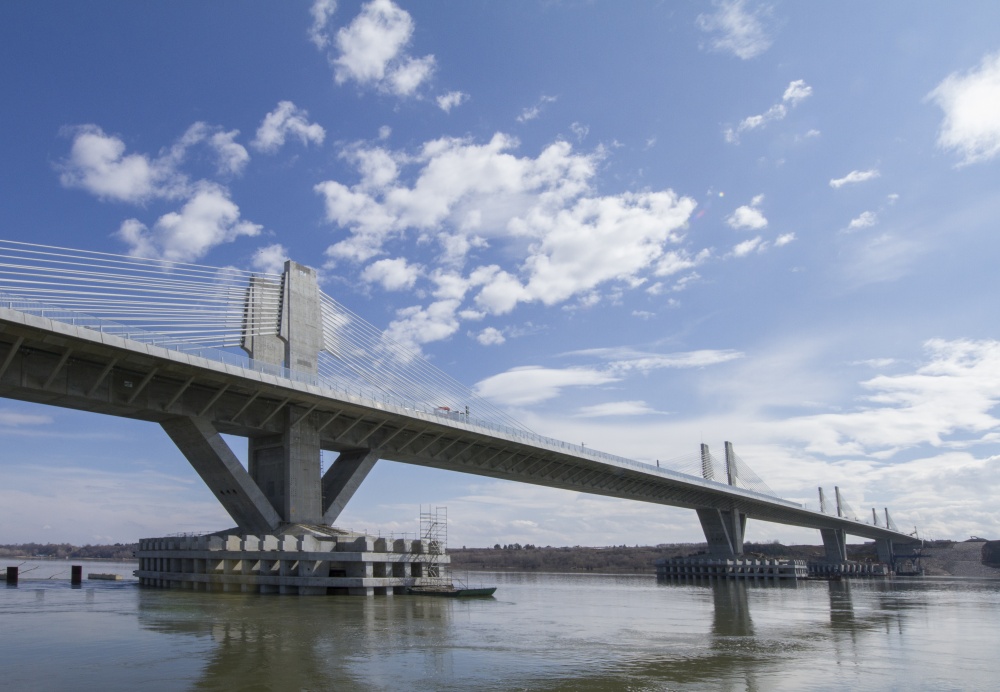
left=2, top=296, right=803, bottom=509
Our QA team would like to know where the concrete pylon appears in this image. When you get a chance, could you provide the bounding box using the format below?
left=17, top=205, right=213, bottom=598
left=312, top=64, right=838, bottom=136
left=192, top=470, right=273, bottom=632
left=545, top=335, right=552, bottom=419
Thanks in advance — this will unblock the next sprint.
left=240, top=260, right=327, bottom=525
left=834, top=486, right=844, bottom=518
left=697, top=442, right=746, bottom=558
left=818, top=487, right=828, bottom=514
left=700, top=443, right=714, bottom=481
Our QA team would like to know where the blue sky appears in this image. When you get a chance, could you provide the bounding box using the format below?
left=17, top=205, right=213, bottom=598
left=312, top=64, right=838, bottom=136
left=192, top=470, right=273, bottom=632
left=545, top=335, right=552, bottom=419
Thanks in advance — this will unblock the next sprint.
left=2, top=1, right=1000, bottom=547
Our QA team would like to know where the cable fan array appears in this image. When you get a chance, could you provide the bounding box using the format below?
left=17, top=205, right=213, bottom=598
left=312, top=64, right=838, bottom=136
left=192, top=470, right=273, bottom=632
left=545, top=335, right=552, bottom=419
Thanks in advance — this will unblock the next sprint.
left=0, top=240, right=532, bottom=435
left=0, top=240, right=281, bottom=349
left=316, top=293, right=532, bottom=435
left=0, top=239, right=793, bottom=499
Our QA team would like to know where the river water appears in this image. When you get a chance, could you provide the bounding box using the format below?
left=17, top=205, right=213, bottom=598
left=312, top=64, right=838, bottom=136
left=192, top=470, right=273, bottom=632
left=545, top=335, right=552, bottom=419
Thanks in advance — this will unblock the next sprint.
left=2, top=560, right=997, bottom=691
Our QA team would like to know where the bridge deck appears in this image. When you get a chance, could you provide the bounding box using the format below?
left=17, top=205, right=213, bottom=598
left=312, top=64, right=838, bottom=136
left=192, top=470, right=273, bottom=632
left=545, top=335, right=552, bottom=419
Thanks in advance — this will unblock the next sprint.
left=0, top=305, right=913, bottom=543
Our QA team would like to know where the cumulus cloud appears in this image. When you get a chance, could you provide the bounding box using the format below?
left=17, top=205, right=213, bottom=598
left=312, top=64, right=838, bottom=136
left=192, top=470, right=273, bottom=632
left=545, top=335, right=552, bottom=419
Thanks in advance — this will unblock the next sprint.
left=315, top=132, right=696, bottom=349
left=116, top=183, right=261, bottom=262
left=726, top=194, right=768, bottom=230
left=725, top=80, right=812, bottom=143
left=59, top=124, right=264, bottom=261
left=251, top=243, right=289, bottom=275
left=847, top=210, right=878, bottom=230
left=308, top=0, right=338, bottom=49
left=830, top=168, right=881, bottom=188
left=696, top=0, right=773, bottom=60
left=731, top=236, right=765, bottom=257
left=361, top=257, right=420, bottom=291
left=437, top=90, right=468, bottom=113
left=928, top=51, right=1000, bottom=166
left=329, top=0, right=435, bottom=97
left=58, top=125, right=187, bottom=203
left=475, top=327, right=505, bottom=346
left=774, top=232, right=796, bottom=247
left=252, top=101, right=326, bottom=153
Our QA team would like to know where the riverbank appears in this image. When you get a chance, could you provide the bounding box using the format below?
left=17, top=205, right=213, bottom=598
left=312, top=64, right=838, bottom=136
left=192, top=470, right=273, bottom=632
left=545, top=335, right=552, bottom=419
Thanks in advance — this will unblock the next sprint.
left=449, top=539, right=1000, bottom=578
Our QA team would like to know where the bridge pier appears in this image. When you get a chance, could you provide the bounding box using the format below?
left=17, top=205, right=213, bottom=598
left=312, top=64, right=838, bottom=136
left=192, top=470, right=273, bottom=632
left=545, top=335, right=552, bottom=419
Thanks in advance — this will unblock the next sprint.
left=696, top=443, right=746, bottom=558
left=820, top=528, right=848, bottom=562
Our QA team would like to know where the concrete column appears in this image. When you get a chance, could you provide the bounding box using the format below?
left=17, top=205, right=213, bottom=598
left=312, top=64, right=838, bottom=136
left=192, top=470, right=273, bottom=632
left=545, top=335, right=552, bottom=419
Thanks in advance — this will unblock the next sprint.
left=322, top=449, right=380, bottom=523
left=700, top=443, right=714, bottom=481
left=249, top=407, right=323, bottom=524
left=875, top=538, right=894, bottom=564
left=820, top=528, right=847, bottom=562
left=818, top=487, right=827, bottom=514
left=724, top=441, right=737, bottom=486
left=279, top=261, right=322, bottom=377
left=834, top=486, right=844, bottom=518
left=161, top=416, right=281, bottom=533
left=243, top=261, right=325, bottom=525
left=241, top=275, right=284, bottom=367
left=697, top=507, right=745, bottom=559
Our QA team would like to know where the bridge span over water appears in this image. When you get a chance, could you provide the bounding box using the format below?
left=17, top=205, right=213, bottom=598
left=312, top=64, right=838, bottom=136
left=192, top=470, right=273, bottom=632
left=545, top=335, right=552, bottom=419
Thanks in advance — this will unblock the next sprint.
left=0, top=241, right=916, bottom=563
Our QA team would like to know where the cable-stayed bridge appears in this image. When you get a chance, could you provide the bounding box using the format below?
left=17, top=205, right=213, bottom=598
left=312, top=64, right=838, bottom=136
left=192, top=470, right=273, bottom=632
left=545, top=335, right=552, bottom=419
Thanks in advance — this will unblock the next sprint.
left=0, top=240, right=916, bottom=563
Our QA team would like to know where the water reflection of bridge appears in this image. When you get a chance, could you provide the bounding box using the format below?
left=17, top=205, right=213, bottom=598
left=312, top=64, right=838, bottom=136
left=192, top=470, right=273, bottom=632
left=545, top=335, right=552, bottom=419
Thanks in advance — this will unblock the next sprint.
left=0, top=240, right=917, bottom=567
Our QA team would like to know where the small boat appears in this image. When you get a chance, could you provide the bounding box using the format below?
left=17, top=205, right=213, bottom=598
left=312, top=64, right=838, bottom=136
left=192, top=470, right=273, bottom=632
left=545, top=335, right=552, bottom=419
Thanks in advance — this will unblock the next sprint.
left=407, top=585, right=497, bottom=597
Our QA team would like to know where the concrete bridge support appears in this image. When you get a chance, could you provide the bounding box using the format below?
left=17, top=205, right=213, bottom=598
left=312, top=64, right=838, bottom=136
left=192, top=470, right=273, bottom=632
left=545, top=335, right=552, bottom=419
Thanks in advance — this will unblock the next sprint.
left=162, top=259, right=378, bottom=532
left=820, top=528, right=847, bottom=562
left=696, top=443, right=746, bottom=558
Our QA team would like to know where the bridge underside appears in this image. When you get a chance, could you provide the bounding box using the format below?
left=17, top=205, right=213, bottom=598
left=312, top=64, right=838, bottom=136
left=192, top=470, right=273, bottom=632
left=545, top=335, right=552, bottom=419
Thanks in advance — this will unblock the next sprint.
left=0, top=308, right=919, bottom=555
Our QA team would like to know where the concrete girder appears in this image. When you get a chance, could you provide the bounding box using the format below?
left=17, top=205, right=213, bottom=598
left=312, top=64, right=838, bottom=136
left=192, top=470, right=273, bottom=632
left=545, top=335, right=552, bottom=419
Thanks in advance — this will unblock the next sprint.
left=160, top=415, right=281, bottom=533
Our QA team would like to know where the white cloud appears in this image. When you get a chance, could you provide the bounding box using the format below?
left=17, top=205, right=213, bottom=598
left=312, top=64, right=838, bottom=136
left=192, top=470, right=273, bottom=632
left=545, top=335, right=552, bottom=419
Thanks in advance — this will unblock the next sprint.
left=782, top=79, right=812, bottom=105
left=830, top=169, right=881, bottom=188
left=725, top=80, right=812, bottom=143
left=308, top=0, right=338, bottom=49
left=361, top=257, right=420, bottom=291
left=654, top=249, right=710, bottom=277
left=316, top=132, right=696, bottom=349
left=778, top=339, right=1000, bottom=458
left=0, top=409, right=52, bottom=427
left=251, top=243, right=289, bottom=275
left=928, top=51, right=1000, bottom=166
left=517, top=95, right=557, bottom=123
left=848, top=210, right=878, bottom=230
left=252, top=101, right=326, bottom=153
left=59, top=125, right=186, bottom=203
left=437, top=90, right=468, bottom=113
left=331, top=0, right=435, bottom=97
left=731, top=236, right=765, bottom=257
left=726, top=195, right=768, bottom=230
left=116, top=183, right=261, bottom=262
left=475, top=366, right=620, bottom=406
left=576, top=401, right=660, bottom=418
left=475, top=327, right=505, bottom=346
left=774, top=232, right=796, bottom=246
left=571, top=122, right=590, bottom=141
left=696, top=0, right=773, bottom=60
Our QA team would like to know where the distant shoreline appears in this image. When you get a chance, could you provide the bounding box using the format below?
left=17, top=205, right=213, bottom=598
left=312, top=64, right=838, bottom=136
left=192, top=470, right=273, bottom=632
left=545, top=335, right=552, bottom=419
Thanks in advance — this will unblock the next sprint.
left=4, top=539, right=998, bottom=579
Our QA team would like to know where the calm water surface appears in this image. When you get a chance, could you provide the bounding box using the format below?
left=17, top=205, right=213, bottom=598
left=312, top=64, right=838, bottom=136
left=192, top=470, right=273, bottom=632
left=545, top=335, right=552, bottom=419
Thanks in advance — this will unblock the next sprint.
left=2, top=560, right=998, bottom=691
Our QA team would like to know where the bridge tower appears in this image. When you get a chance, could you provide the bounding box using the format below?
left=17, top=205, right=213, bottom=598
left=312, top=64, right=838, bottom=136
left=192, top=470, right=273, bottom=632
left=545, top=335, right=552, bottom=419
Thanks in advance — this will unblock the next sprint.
left=696, top=442, right=747, bottom=558
left=159, top=260, right=377, bottom=533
